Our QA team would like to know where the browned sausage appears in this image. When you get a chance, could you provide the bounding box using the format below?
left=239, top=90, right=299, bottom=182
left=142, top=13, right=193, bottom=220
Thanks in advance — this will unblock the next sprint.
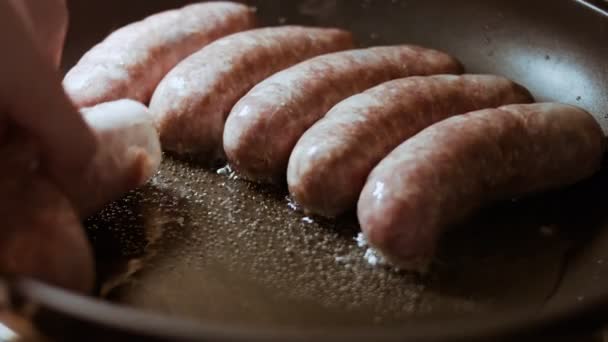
left=357, top=103, right=605, bottom=271
left=149, top=26, right=354, bottom=162
left=288, top=75, right=533, bottom=217
left=224, top=46, right=463, bottom=183
left=63, top=2, right=256, bottom=108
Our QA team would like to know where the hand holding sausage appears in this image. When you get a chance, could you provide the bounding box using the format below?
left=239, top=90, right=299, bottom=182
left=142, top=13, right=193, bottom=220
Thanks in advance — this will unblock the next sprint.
left=0, top=0, right=98, bottom=199
left=0, top=0, right=97, bottom=291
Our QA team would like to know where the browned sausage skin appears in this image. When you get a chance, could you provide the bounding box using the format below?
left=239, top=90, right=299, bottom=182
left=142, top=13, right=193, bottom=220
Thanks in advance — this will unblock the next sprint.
left=150, top=26, right=354, bottom=162
left=288, top=74, right=533, bottom=218
left=357, top=103, right=605, bottom=271
left=63, top=2, right=256, bottom=108
left=224, top=46, right=463, bottom=183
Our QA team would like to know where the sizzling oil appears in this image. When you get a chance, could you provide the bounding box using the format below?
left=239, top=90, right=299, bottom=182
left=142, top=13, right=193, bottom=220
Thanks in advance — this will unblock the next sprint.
left=85, top=155, right=572, bottom=328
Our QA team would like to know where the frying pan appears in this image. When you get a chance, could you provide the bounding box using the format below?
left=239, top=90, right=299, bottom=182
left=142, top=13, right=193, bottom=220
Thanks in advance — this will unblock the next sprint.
left=2, top=0, right=608, bottom=341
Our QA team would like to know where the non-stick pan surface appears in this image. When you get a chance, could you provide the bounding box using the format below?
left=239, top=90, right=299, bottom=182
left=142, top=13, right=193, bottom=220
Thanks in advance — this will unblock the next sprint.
left=4, top=0, right=608, bottom=341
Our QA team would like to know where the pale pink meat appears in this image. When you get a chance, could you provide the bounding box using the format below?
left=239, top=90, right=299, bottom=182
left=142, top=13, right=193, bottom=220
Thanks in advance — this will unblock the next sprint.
left=358, top=103, right=605, bottom=271
left=63, top=2, right=256, bottom=107
left=224, top=45, right=464, bottom=183
left=77, top=99, right=162, bottom=217
left=149, top=25, right=354, bottom=162
left=287, top=74, right=532, bottom=217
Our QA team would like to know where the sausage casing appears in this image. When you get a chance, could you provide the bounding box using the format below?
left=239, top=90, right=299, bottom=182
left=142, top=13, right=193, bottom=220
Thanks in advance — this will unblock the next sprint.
left=288, top=74, right=532, bottom=217
left=357, top=103, right=605, bottom=270
left=225, top=46, right=463, bottom=183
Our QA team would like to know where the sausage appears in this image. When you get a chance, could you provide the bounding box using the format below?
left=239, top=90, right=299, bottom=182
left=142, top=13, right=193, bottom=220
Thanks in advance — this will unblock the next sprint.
left=287, top=74, right=533, bottom=218
left=149, top=26, right=354, bottom=161
left=63, top=2, right=256, bottom=108
left=357, top=103, right=605, bottom=271
left=77, top=99, right=162, bottom=217
left=224, top=46, right=464, bottom=183
left=0, top=136, right=94, bottom=293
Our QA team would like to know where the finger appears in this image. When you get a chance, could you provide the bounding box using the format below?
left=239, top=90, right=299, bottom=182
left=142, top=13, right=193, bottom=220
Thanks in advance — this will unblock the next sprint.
left=8, top=0, right=68, bottom=67
left=0, top=1, right=97, bottom=195
left=0, top=132, right=94, bottom=292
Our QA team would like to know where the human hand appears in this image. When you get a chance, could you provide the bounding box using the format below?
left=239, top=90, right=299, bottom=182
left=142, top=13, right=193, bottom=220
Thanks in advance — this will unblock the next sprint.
left=9, top=0, right=69, bottom=67
left=0, top=0, right=98, bottom=200
left=0, top=0, right=98, bottom=292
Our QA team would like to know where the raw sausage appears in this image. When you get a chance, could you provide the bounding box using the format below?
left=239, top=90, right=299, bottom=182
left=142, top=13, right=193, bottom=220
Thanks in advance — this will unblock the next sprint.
left=359, top=103, right=605, bottom=271
left=288, top=75, right=533, bottom=217
left=63, top=2, right=256, bottom=108
left=149, top=26, right=354, bottom=161
left=224, top=46, right=463, bottom=183
left=77, top=99, right=162, bottom=217
left=357, top=103, right=605, bottom=271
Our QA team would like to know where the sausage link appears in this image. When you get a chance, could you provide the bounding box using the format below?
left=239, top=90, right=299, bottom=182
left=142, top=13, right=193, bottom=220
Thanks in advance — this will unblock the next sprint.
left=63, top=2, right=256, bottom=108
left=224, top=45, right=463, bottom=183
left=357, top=103, right=605, bottom=271
left=149, top=26, right=354, bottom=162
left=78, top=99, right=162, bottom=217
left=288, top=74, right=532, bottom=217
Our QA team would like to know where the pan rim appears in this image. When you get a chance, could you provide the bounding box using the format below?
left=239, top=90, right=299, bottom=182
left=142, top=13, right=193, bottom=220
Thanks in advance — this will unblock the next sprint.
left=9, top=276, right=608, bottom=341
left=33, top=0, right=608, bottom=340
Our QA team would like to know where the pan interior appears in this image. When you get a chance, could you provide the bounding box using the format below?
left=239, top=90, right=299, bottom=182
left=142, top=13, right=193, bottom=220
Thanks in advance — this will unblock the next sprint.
left=86, top=155, right=607, bottom=329
left=66, top=0, right=608, bottom=332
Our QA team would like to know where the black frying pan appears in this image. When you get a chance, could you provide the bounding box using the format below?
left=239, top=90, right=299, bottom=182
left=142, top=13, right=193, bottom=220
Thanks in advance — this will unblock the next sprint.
left=2, top=0, right=608, bottom=341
